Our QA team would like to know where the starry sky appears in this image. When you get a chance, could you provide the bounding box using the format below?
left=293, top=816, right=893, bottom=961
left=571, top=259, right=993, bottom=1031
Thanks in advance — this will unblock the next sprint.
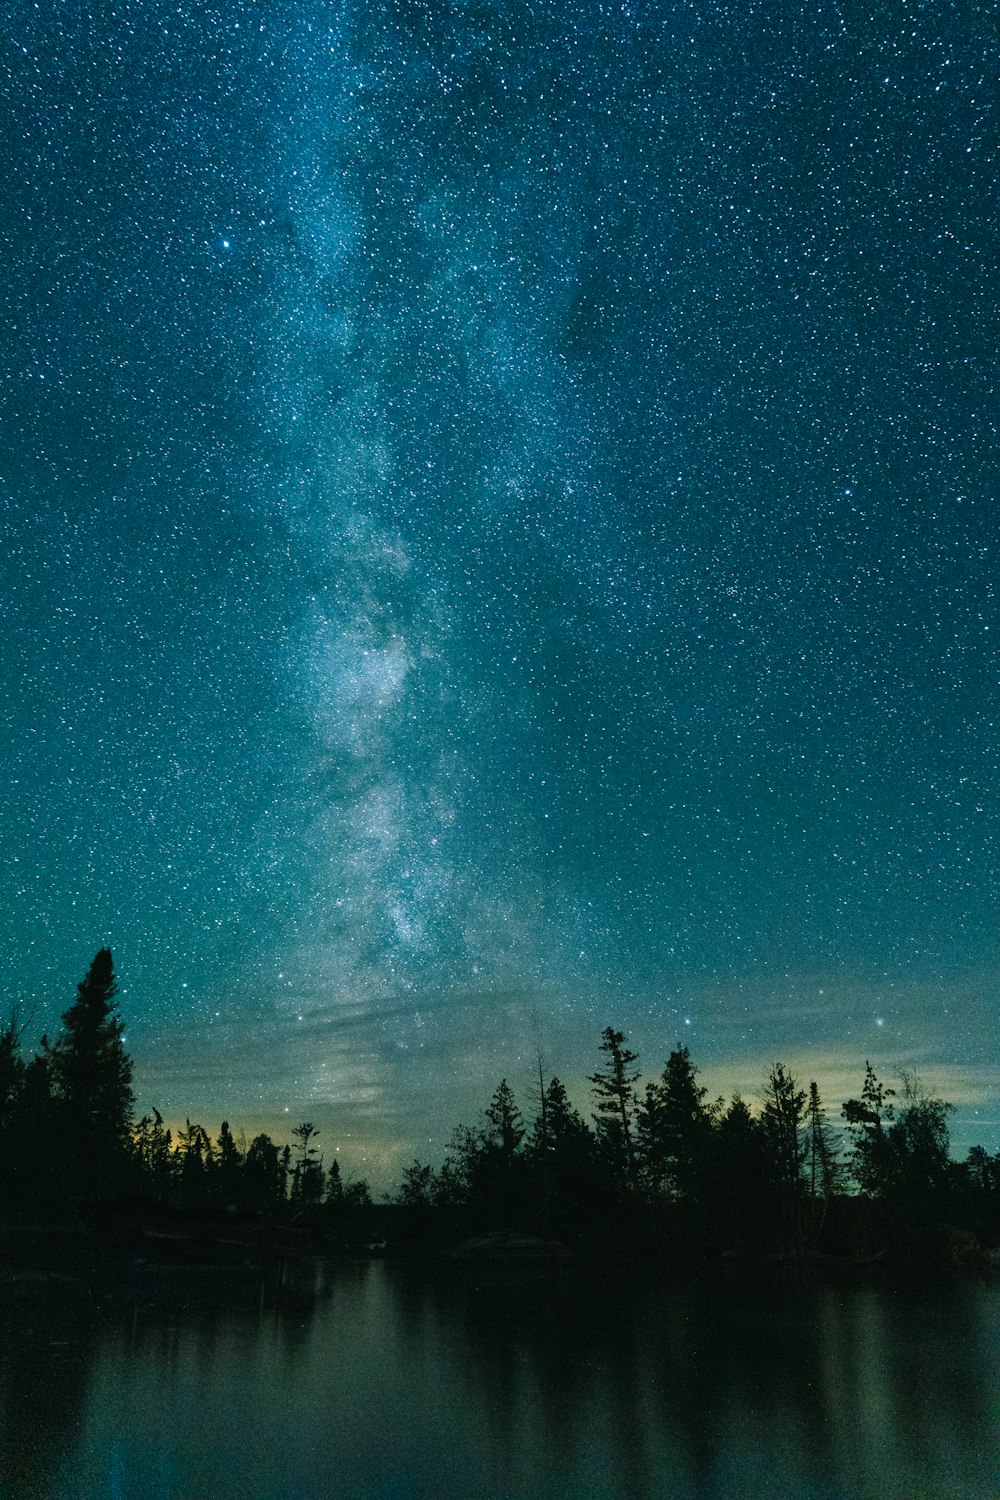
left=2, top=0, right=996, bottom=1183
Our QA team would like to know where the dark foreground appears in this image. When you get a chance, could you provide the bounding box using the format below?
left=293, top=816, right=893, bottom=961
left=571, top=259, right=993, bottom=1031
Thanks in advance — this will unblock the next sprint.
left=2, top=1253, right=999, bottom=1500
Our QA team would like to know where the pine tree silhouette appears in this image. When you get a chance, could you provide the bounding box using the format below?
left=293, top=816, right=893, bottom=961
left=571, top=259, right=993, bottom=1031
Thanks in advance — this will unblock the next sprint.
left=45, top=949, right=134, bottom=1196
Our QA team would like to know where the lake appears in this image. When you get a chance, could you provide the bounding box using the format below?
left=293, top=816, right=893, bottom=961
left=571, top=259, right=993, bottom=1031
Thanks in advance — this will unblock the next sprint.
left=2, top=1258, right=998, bottom=1500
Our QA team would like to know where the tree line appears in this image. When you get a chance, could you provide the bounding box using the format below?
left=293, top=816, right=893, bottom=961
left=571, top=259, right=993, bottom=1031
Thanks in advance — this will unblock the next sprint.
left=394, top=1027, right=1000, bottom=1262
left=1, top=952, right=998, bottom=1263
left=0, top=949, right=370, bottom=1221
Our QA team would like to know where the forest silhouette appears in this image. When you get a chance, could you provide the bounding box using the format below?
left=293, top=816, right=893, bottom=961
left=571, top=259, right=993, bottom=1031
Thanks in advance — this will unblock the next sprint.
left=1, top=950, right=998, bottom=1267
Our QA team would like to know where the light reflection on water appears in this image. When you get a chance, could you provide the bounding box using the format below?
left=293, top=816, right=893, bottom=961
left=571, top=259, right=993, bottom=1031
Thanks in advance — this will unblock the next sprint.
left=2, top=1261, right=998, bottom=1500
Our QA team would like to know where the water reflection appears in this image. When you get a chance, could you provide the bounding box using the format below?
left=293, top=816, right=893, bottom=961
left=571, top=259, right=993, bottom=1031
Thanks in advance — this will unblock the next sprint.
left=1, top=1262, right=998, bottom=1499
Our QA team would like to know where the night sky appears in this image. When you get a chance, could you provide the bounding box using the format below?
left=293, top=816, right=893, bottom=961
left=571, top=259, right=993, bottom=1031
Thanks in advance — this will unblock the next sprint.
left=2, top=0, right=996, bottom=1184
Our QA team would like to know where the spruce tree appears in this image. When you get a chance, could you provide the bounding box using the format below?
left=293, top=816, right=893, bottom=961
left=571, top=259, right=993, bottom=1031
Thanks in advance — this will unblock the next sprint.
left=45, top=949, right=134, bottom=1196
left=842, top=1062, right=895, bottom=1197
left=804, top=1081, right=841, bottom=1250
left=290, top=1122, right=324, bottom=1206
left=760, top=1063, right=807, bottom=1258
left=214, top=1120, right=244, bottom=1209
left=482, top=1080, right=524, bottom=1157
left=527, top=1076, right=596, bottom=1237
left=589, top=1027, right=640, bottom=1184
left=132, top=1108, right=174, bottom=1204
left=636, top=1046, right=716, bottom=1202
left=326, top=1157, right=344, bottom=1205
left=710, top=1095, right=772, bottom=1255
left=445, top=1080, right=527, bottom=1226
left=244, top=1133, right=283, bottom=1212
left=176, top=1119, right=211, bottom=1210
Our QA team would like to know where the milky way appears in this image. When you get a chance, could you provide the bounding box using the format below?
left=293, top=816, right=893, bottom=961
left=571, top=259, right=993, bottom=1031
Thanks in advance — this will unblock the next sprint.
left=2, top=0, right=996, bottom=1180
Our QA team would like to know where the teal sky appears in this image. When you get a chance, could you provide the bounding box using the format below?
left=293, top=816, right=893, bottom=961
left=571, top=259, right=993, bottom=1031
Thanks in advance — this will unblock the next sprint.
left=2, top=0, right=996, bottom=1184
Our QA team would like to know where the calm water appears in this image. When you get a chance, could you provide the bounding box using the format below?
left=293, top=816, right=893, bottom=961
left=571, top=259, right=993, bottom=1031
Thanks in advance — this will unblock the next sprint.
left=2, top=1259, right=998, bottom=1500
